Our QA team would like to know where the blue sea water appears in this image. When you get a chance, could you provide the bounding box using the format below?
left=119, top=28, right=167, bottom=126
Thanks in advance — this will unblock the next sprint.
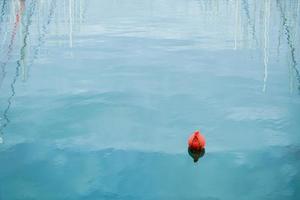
left=0, top=0, right=300, bottom=199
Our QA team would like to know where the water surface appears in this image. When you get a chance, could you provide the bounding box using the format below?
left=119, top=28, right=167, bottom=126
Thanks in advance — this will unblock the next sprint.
left=0, top=0, right=300, bottom=199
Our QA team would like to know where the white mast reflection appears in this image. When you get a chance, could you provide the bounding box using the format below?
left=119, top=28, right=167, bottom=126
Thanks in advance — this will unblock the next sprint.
left=234, top=0, right=239, bottom=50
left=69, top=0, right=73, bottom=48
left=263, top=0, right=270, bottom=93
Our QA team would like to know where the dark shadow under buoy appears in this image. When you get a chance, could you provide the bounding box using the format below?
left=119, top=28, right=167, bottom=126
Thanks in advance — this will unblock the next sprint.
left=188, top=147, right=205, bottom=163
left=187, top=130, right=206, bottom=163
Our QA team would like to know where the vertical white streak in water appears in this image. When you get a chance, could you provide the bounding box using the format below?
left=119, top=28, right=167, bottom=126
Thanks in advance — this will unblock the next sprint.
left=289, top=55, right=293, bottom=94
left=73, top=0, right=76, bottom=26
left=18, top=0, right=26, bottom=81
left=69, top=0, right=73, bottom=48
left=238, top=0, right=242, bottom=47
left=38, top=1, right=41, bottom=40
left=290, top=1, right=298, bottom=93
left=55, top=0, right=59, bottom=38
left=18, top=0, right=25, bottom=81
left=234, top=0, right=239, bottom=50
left=64, top=0, right=67, bottom=41
left=63, top=0, right=65, bottom=28
left=18, top=0, right=22, bottom=44
left=252, top=0, right=256, bottom=48
left=79, top=0, right=82, bottom=25
left=296, top=0, right=299, bottom=60
left=263, top=0, right=270, bottom=93
left=298, top=0, right=300, bottom=16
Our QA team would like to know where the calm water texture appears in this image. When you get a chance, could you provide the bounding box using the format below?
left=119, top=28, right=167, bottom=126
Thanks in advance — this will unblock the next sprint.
left=0, top=0, right=300, bottom=199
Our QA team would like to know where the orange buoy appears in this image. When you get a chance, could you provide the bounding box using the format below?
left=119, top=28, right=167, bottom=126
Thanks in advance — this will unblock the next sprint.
left=188, top=130, right=206, bottom=150
left=188, top=130, right=206, bottom=162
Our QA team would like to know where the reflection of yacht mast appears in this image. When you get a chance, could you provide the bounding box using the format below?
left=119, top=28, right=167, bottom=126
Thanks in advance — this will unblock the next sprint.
left=80, top=0, right=87, bottom=24
left=28, top=0, right=56, bottom=68
left=0, top=0, right=9, bottom=32
left=0, top=0, right=36, bottom=143
left=234, top=0, right=239, bottom=50
left=276, top=14, right=282, bottom=61
left=1, top=1, right=11, bottom=49
left=20, top=0, right=26, bottom=82
left=79, top=0, right=82, bottom=25
left=0, top=0, right=24, bottom=90
left=263, top=0, right=270, bottom=93
left=298, top=0, right=300, bottom=14
left=69, top=0, right=73, bottom=48
left=278, top=1, right=300, bottom=93
left=241, top=0, right=258, bottom=48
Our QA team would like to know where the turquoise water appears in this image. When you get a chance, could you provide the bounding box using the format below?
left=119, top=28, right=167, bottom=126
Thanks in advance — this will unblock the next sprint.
left=0, top=0, right=300, bottom=199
